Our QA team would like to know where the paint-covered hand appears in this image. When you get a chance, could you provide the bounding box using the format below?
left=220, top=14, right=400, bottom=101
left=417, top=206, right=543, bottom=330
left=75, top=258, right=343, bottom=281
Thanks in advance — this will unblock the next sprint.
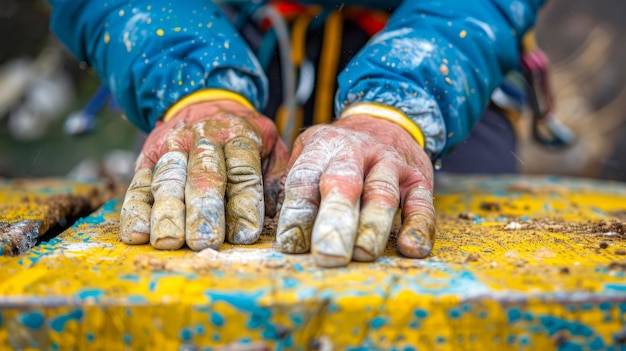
left=120, top=99, right=287, bottom=250
left=276, top=115, right=435, bottom=267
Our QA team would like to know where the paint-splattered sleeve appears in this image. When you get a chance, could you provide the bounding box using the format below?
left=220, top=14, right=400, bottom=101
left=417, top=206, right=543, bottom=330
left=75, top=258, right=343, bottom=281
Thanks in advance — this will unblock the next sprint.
left=48, top=0, right=268, bottom=133
left=335, top=0, right=546, bottom=159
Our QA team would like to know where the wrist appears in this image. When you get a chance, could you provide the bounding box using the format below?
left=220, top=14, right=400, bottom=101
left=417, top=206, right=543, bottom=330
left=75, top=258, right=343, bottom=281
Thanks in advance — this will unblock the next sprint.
left=338, top=102, right=425, bottom=149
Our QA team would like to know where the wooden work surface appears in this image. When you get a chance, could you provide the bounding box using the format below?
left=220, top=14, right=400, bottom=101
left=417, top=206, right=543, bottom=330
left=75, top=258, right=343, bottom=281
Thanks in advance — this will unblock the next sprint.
left=1, top=175, right=625, bottom=350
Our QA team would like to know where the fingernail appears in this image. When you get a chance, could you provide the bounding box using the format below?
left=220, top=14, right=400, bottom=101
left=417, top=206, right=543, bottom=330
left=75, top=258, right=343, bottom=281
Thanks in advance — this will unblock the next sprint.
left=312, top=229, right=352, bottom=267
left=228, top=219, right=261, bottom=245
left=397, top=214, right=435, bottom=258
left=151, top=216, right=184, bottom=250
left=276, top=227, right=308, bottom=253
left=187, top=220, right=223, bottom=251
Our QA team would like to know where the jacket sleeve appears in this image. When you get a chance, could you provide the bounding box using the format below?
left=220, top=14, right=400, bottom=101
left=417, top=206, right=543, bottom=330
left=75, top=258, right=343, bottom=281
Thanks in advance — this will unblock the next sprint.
left=335, top=0, right=546, bottom=159
left=48, top=0, right=268, bottom=132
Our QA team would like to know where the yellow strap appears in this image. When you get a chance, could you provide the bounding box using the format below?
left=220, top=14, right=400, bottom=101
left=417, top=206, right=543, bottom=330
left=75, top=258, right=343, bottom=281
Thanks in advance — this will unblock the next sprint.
left=339, top=102, right=425, bottom=148
left=162, top=89, right=255, bottom=122
left=291, top=12, right=314, bottom=66
left=522, top=29, right=538, bottom=53
left=313, top=11, right=343, bottom=125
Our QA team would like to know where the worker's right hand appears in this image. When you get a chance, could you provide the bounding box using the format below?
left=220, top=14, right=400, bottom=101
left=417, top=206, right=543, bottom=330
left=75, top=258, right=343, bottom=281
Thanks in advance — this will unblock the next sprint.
left=120, top=97, right=287, bottom=251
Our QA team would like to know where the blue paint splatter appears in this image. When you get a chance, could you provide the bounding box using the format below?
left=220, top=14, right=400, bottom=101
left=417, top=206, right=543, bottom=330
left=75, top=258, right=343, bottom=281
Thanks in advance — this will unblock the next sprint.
left=507, top=335, right=516, bottom=345
left=414, top=308, right=428, bottom=319
left=507, top=308, right=522, bottom=323
left=436, top=336, right=446, bottom=344
left=211, top=312, right=224, bottom=327
left=120, top=274, right=141, bottom=282
left=76, top=289, right=104, bottom=302
left=50, top=309, right=84, bottom=332
left=598, top=302, right=612, bottom=311
left=289, top=314, right=303, bottom=327
left=605, top=284, right=626, bottom=292
left=180, top=328, right=192, bottom=341
left=371, top=317, right=386, bottom=329
left=292, top=263, right=304, bottom=272
left=19, top=311, right=44, bottom=329
left=195, top=324, right=205, bottom=335
left=127, top=295, right=147, bottom=303
left=123, top=333, right=132, bottom=344
left=212, top=333, right=220, bottom=342
left=86, top=332, right=95, bottom=342
left=76, top=200, right=119, bottom=225
left=449, top=308, right=461, bottom=319
left=519, top=335, right=529, bottom=345
left=282, top=277, right=298, bottom=289
left=51, top=342, right=59, bottom=350
left=408, top=321, right=420, bottom=329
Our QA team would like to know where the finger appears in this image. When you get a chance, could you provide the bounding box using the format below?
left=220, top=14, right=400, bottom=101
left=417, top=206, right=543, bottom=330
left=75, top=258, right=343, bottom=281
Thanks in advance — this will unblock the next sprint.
left=276, top=136, right=324, bottom=254
left=353, top=160, right=401, bottom=262
left=185, top=135, right=227, bottom=251
left=224, top=137, right=264, bottom=245
left=397, top=185, right=436, bottom=258
left=311, top=155, right=364, bottom=267
left=120, top=167, right=153, bottom=245
left=150, top=151, right=188, bottom=250
left=262, top=138, right=288, bottom=218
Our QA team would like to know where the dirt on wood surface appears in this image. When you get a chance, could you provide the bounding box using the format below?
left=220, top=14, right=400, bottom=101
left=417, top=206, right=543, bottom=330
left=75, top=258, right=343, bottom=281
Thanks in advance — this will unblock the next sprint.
left=0, top=179, right=119, bottom=256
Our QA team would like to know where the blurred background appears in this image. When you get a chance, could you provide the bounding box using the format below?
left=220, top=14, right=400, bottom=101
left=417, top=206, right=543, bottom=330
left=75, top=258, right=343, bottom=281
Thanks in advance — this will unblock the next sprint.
left=0, top=0, right=624, bottom=184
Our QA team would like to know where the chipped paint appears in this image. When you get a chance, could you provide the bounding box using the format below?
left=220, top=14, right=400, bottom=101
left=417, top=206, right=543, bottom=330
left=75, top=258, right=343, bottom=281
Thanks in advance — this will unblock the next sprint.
left=0, top=175, right=625, bottom=349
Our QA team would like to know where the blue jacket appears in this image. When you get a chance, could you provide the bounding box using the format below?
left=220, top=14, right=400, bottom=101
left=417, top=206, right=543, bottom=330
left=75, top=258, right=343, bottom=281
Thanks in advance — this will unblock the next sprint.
left=49, top=0, right=544, bottom=158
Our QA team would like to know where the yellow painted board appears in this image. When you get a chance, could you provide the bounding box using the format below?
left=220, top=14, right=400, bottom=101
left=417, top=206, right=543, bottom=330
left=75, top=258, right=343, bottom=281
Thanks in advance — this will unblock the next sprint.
left=0, top=175, right=625, bottom=350
left=0, top=178, right=111, bottom=256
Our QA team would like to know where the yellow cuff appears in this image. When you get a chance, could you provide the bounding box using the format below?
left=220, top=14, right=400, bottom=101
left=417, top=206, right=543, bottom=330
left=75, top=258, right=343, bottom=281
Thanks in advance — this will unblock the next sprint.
left=162, top=89, right=256, bottom=122
left=522, top=29, right=538, bottom=53
left=339, top=102, right=425, bottom=148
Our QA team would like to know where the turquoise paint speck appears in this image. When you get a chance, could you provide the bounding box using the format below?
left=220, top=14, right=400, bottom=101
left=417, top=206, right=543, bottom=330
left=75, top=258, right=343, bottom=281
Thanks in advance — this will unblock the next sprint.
left=123, top=333, right=132, bottom=344
left=507, top=335, right=516, bottom=345
left=409, top=321, right=420, bottom=329
left=212, top=333, right=220, bottom=342
left=289, top=314, right=303, bottom=327
left=86, top=332, right=95, bottom=342
left=599, top=302, right=612, bottom=311
left=519, top=335, right=529, bottom=345
left=282, top=277, right=298, bottom=289
left=371, top=317, right=386, bottom=329
left=479, top=311, right=488, bottom=319
left=292, top=263, right=304, bottom=272
left=211, top=312, right=224, bottom=327
left=195, top=324, right=205, bottom=334
left=120, top=274, right=141, bottom=282
left=404, top=347, right=416, bottom=351
left=0, top=311, right=3, bottom=328
left=507, top=308, right=522, bottom=323
left=436, top=336, right=446, bottom=344
left=180, top=328, right=192, bottom=341
left=50, top=309, right=84, bottom=332
left=127, top=295, right=147, bottom=303
left=449, top=308, right=460, bottom=319
left=76, top=289, right=104, bottom=302
left=19, top=311, right=45, bottom=329
left=604, top=284, right=626, bottom=292
left=51, top=342, right=59, bottom=350
left=414, top=308, right=428, bottom=319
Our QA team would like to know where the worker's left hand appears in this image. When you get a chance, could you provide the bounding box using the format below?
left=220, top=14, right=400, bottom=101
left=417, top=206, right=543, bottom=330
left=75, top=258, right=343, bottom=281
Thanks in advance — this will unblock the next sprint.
left=276, top=115, right=435, bottom=267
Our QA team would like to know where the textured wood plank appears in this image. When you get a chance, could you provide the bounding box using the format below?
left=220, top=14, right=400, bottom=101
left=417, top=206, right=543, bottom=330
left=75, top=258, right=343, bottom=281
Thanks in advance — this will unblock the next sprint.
left=0, top=175, right=625, bottom=350
left=0, top=179, right=112, bottom=256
